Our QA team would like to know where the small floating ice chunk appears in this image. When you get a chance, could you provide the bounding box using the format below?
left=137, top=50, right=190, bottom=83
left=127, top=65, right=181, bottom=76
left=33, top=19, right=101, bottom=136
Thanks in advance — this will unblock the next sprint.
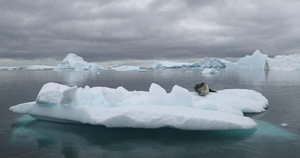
left=281, top=123, right=288, bottom=127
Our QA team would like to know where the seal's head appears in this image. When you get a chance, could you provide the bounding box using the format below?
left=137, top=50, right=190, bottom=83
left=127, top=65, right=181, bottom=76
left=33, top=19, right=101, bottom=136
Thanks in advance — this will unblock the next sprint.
left=194, top=83, right=209, bottom=96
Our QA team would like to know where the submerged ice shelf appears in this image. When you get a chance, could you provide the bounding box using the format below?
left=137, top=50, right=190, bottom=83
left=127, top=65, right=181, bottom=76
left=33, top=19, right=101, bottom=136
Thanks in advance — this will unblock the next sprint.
left=9, top=83, right=268, bottom=130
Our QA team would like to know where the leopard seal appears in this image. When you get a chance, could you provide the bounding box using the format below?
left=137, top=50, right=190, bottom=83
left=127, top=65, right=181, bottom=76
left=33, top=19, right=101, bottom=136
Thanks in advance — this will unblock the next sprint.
left=194, top=83, right=217, bottom=96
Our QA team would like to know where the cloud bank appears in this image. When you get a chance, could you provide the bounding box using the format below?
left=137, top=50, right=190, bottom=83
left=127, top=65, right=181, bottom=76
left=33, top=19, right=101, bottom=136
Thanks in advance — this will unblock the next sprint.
left=1, top=0, right=300, bottom=63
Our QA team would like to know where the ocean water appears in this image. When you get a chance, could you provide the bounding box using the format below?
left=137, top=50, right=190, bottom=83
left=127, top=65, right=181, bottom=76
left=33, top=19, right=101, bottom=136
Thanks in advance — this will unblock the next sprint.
left=0, top=69, right=300, bottom=158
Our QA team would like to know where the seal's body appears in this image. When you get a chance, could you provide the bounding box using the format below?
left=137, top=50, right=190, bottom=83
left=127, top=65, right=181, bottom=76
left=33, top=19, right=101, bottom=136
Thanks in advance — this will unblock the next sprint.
left=194, top=83, right=217, bottom=96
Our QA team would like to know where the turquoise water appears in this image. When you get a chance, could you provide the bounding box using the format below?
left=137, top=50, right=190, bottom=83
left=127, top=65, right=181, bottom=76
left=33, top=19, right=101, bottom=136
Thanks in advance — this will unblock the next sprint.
left=1, top=69, right=300, bottom=157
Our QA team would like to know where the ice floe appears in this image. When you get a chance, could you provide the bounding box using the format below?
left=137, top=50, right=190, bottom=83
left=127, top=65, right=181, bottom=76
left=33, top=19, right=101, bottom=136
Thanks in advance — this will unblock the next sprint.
left=10, top=82, right=268, bottom=130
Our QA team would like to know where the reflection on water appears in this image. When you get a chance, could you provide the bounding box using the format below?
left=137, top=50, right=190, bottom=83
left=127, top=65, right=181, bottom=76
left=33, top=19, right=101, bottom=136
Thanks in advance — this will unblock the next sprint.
left=55, top=70, right=101, bottom=86
left=225, top=69, right=300, bottom=86
left=10, top=115, right=298, bottom=158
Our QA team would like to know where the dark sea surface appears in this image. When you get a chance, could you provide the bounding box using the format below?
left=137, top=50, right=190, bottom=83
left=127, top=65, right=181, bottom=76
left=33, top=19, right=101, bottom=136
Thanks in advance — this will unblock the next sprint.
left=0, top=69, right=300, bottom=158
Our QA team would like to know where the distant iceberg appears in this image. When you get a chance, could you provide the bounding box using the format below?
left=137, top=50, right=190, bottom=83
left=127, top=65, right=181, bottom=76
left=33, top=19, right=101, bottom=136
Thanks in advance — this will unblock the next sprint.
left=267, top=54, right=300, bottom=70
left=10, top=82, right=268, bottom=130
left=111, top=65, right=150, bottom=72
left=0, top=65, right=55, bottom=71
left=153, top=61, right=201, bottom=69
left=54, top=53, right=106, bottom=71
left=23, top=65, right=55, bottom=70
left=226, top=50, right=300, bottom=70
left=202, top=58, right=226, bottom=68
left=226, top=50, right=268, bottom=70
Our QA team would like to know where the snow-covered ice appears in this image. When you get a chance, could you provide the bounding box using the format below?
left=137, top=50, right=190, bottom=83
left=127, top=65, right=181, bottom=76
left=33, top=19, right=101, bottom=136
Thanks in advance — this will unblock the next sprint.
left=111, top=65, right=149, bottom=72
left=153, top=61, right=201, bottom=69
left=202, top=58, right=226, bottom=68
left=54, top=53, right=106, bottom=71
left=10, top=82, right=268, bottom=130
left=200, top=68, right=220, bottom=74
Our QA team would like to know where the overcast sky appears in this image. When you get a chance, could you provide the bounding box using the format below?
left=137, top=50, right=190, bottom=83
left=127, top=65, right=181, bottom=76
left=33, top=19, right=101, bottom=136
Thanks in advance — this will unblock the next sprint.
left=1, top=0, right=300, bottom=65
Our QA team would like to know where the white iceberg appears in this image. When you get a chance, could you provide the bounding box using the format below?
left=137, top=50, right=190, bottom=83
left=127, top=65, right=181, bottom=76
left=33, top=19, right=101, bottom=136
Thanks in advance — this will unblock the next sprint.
left=226, top=50, right=268, bottom=70
left=267, top=54, right=300, bottom=70
left=9, top=82, right=268, bottom=130
left=153, top=61, right=201, bottom=69
left=200, top=68, right=220, bottom=74
left=202, top=58, right=226, bottom=68
left=111, top=65, right=149, bottom=72
left=54, top=53, right=106, bottom=71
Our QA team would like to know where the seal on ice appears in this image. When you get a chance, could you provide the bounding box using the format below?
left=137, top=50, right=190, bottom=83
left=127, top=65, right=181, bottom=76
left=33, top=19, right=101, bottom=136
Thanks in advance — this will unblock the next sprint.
left=194, top=83, right=217, bottom=96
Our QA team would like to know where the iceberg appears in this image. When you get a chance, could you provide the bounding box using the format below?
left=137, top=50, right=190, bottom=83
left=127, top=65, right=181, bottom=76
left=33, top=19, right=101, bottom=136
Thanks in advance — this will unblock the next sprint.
left=226, top=50, right=268, bottom=70
left=267, top=54, right=300, bottom=70
left=0, top=65, right=55, bottom=71
left=200, top=68, right=220, bottom=74
left=111, top=65, right=149, bottom=72
left=54, top=53, right=106, bottom=71
left=226, top=50, right=300, bottom=70
left=202, top=58, right=226, bottom=68
left=153, top=61, right=201, bottom=69
left=9, top=82, right=268, bottom=130
left=218, top=59, right=233, bottom=65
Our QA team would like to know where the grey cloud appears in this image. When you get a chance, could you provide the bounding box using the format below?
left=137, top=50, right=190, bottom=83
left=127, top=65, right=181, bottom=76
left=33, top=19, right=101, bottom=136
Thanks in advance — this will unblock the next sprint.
left=0, top=0, right=300, bottom=63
